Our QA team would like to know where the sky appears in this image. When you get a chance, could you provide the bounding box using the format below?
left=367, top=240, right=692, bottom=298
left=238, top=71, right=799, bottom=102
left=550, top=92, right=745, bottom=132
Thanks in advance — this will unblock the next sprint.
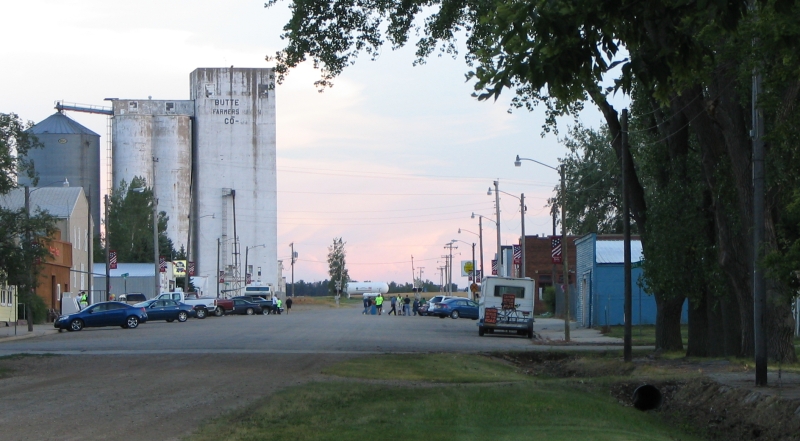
left=1, top=0, right=625, bottom=288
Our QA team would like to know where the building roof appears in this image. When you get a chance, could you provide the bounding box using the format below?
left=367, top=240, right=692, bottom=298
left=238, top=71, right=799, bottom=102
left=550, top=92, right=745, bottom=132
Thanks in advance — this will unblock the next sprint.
left=0, top=186, right=84, bottom=218
left=28, top=112, right=99, bottom=137
left=595, top=240, right=644, bottom=264
left=92, top=263, right=155, bottom=278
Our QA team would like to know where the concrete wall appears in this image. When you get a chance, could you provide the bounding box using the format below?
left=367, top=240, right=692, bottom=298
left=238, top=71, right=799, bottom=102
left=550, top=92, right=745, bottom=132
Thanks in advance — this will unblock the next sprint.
left=189, top=68, right=278, bottom=292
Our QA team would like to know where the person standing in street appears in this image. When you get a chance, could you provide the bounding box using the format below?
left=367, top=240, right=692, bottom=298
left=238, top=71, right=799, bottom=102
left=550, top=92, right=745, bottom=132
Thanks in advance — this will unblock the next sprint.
left=79, top=291, right=88, bottom=309
left=403, top=295, right=411, bottom=316
left=285, top=297, right=292, bottom=314
left=362, top=296, right=369, bottom=314
left=412, top=298, right=420, bottom=316
left=375, top=293, right=384, bottom=315
left=388, top=296, right=397, bottom=316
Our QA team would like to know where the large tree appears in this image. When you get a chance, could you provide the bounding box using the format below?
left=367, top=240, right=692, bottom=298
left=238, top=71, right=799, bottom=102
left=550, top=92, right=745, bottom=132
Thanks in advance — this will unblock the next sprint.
left=98, top=177, right=174, bottom=264
left=268, top=0, right=800, bottom=361
left=0, top=113, right=57, bottom=328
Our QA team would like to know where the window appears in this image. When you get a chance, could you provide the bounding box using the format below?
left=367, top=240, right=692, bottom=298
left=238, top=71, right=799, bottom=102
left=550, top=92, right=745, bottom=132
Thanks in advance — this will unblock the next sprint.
left=493, top=285, right=525, bottom=298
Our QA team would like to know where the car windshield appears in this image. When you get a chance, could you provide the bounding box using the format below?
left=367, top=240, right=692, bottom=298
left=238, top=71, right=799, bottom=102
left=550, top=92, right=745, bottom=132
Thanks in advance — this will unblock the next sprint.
left=133, top=300, right=154, bottom=308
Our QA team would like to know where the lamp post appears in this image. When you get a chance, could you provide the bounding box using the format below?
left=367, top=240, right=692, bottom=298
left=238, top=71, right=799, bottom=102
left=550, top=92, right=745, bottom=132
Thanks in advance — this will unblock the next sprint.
left=471, top=213, right=495, bottom=278
left=515, top=154, right=570, bottom=341
left=452, top=239, right=476, bottom=299
left=490, top=181, right=502, bottom=276
left=245, top=244, right=266, bottom=286
left=487, top=185, right=526, bottom=278
left=458, top=229, right=480, bottom=282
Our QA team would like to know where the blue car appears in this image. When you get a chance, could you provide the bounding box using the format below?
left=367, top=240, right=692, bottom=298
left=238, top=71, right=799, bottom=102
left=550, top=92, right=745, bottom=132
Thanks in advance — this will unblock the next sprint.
left=134, top=299, right=195, bottom=322
left=54, top=301, right=148, bottom=332
left=432, top=298, right=479, bottom=319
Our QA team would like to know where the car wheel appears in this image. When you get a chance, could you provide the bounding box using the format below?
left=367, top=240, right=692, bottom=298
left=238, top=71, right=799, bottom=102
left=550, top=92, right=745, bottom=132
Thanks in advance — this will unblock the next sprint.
left=166, top=319, right=175, bottom=323
left=450, top=311, right=460, bottom=319
left=214, top=307, right=224, bottom=317
left=246, top=308, right=254, bottom=315
left=478, top=326, right=485, bottom=336
left=195, top=308, right=207, bottom=319
left=126, top=316, right=139, bottom=329
left=69, top=319, right=83, bottom=332
left=177, top=311, right=188, bottom=322
left=262, top=308, right=270, bottom=315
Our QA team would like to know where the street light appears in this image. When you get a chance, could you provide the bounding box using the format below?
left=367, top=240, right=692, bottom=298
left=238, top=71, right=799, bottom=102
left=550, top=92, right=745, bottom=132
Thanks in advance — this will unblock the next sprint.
left=458, top=228, right=481, bottom=282
left=452, top=239, right=476, bottom=299
left=245, top=244, right=266, bottom=286
left=515, top=154, right=571, bottom=341
left=471, top=213, right=495, bottom=278
left=487, top=185, right=526, bottom=278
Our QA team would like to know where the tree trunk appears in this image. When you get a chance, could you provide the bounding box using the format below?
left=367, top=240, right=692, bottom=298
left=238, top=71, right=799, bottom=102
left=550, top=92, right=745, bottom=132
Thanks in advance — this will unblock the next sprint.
left=687, top=293, right=708, bottom=356
left=655, top=293, right=685, bottom=351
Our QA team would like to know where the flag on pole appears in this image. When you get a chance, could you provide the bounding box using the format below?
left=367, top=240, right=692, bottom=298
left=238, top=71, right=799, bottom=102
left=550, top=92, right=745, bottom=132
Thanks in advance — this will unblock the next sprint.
left=513, top=244, right=522, bottom=264
left=219, top=270, right=225, bottom=283
left=188, top=261, right=195, bottom=276
left=246, top=273, right=252, bottom=285
left=159, top=256, right=166, bottom=273
left=551, top=236, right=563, bottom=264
left=109, top=250, right=117, bottom=269
left=491, top=259, right=498, bottom=275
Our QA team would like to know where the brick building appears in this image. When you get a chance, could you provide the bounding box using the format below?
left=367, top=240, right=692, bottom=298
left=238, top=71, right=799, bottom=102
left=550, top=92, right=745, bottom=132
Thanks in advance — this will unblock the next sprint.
left=521, top=235, right=577, bottom=313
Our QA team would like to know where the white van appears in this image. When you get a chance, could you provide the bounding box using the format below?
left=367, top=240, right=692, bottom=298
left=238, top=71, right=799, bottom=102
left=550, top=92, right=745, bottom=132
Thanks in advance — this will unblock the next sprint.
left=477, top=276, right=535, bottom=338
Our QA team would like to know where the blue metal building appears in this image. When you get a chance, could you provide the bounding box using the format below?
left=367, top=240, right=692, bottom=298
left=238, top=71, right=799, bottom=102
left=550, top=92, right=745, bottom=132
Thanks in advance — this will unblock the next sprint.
left=574, top=233, right=687, bottom=328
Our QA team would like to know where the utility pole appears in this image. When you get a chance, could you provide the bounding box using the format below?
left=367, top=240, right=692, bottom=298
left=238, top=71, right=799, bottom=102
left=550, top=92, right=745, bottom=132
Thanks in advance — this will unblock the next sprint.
left=444, top=242, right=457, bottom=295
left=152, top=156, right=160, bottom=297
left=753, top=57, right=768, bottom=386
left=24, top=187, right=33, bottom=332
left=561, top=165, right=570, bottom=342
left=290, top=243, right=297, bottom=298
left=622, top=109, right=632, bottom=362
left=520, top=193, right=526, bottom=278
left=417, top=267, right=424, bottom=298
left=493, top=180, right=502, bottom=276
left=478, top=216, right=484, bottom=280
left=105, top=194, right=110, bottom=300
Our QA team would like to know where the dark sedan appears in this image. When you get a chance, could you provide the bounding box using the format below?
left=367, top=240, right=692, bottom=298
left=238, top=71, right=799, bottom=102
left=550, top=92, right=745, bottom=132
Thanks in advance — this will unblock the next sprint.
left=134, top=299, right=195, bottom=322
left=232, top=296, right=277, bottom=315
left=54, top=301, right=148, bottom=332
left=229, top=299, right=263, bottom=315
left=433, top=298, right=479, bottom=319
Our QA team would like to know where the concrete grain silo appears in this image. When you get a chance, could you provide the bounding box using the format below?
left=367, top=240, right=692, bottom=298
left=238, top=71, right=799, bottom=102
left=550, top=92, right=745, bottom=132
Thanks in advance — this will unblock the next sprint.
left=22, top=112, right=101, bottom=235
left=111, top=99, right=194, bottom=252
left=189, top=67, right=277, bottom=292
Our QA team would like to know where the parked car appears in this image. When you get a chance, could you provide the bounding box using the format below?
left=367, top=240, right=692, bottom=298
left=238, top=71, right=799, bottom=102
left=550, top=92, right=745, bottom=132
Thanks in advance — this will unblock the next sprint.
left=118, top=293, right=147, bottom=305
left=433, top=298, right=479, bottom=319
left=420, top=295, right=460, bottom=316
left=228, top=299, right=263, bottom=315
left=156, top=292, right=220, bottom=318
left=134, top=299, right=195, bottom=322
left=232, top=296, right=279, bottom=315
left=54, top=301, right=148, bottom=332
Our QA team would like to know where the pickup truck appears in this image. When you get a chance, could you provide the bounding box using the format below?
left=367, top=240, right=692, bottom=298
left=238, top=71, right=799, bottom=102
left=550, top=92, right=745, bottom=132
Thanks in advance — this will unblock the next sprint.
left=155, top=292, right=229, bottom=319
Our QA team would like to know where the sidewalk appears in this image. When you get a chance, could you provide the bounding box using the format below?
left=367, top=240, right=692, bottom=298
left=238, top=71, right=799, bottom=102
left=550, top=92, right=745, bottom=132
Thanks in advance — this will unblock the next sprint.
left=533, top=317, right=626, bottom=345
left=0, top=323, right=59, bottom=343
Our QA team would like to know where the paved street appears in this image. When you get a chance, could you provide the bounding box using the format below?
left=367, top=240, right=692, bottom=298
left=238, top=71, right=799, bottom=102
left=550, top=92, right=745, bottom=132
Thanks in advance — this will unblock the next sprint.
left=0, top=302, right=622, bottom=356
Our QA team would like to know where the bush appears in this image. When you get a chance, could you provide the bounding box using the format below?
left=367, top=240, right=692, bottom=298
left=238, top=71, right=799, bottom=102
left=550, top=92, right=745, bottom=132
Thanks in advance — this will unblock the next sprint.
left=543, top=286, right=556, bottom=313
left=17, top=294, right=48, bottom=324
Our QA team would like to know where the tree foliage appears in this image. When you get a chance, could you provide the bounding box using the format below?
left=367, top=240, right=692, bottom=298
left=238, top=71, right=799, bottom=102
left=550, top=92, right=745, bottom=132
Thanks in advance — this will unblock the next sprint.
left=98, top=177, right=174, bottom=264
left=327, top=237, right=350, bottom=294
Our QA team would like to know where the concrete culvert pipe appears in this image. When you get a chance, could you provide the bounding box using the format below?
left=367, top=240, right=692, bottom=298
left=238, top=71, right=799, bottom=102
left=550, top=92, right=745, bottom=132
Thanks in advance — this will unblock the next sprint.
left=632, top=384, right=663, bottom=411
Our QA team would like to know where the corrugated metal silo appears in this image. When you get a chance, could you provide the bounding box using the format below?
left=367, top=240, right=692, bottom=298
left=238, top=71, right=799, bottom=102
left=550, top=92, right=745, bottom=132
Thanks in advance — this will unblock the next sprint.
left=22, top=112, right=101, bottom=236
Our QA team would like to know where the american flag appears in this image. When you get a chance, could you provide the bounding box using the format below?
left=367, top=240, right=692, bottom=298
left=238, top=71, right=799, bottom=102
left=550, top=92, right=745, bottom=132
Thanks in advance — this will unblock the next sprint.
left=491, top=259, right=498, bottom=275
left=246, top=273, right=252, bottom=285
left=551, top=236, right=563, bottom=264
left=109, top=250, right=117, bottom=269
left=513, top=244, right=521, bottom=264
left=159, top=256, right=167, bottom=273
left=188, top=261, right=195, bottom=276
left=219, top=270, right=225, bottom=283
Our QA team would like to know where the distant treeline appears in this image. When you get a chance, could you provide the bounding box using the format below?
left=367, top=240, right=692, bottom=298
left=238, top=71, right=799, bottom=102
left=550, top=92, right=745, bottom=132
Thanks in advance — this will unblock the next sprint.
left=287, top=280, right=459, bottom=296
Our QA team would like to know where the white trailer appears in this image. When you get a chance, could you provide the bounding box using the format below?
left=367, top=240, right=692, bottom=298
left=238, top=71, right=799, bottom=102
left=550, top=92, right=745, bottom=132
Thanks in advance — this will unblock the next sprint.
left=477, top=276, right=535, bottom=338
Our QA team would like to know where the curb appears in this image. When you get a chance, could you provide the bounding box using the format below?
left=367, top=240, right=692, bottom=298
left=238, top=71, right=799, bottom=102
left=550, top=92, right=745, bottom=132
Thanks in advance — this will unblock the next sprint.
left=0, top=329, right=59, bottom=344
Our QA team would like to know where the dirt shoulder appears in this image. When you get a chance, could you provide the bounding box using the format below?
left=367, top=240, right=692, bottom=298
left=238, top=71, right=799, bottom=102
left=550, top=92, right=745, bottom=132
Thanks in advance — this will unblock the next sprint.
left=501, top=352, right=800, bottom=441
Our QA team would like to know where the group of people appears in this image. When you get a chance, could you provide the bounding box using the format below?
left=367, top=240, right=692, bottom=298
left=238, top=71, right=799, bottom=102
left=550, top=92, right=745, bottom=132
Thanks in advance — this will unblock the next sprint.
left=362, top=294, right=422, bottom=316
